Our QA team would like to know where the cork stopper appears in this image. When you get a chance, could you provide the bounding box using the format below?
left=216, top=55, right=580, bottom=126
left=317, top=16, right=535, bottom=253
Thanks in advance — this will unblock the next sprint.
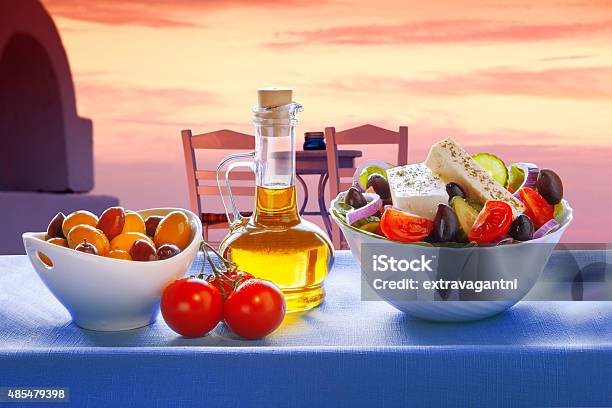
left=257, top=87, right=292, bottom=108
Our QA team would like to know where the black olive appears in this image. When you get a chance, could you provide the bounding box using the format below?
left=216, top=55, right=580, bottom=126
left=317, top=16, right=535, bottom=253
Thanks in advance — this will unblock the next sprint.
left=366, top=174, right=391, bottom=200
left=445, top=182, right=466, bottom=200
left=537, top=169, right=563, bottom=205
left=46, top=212, right=66, bottom=239
left=345, top=187, right=367, bottom=208
left=431, top=204, right=459, bottom=243
left=508, top=214, right=534, bottom=241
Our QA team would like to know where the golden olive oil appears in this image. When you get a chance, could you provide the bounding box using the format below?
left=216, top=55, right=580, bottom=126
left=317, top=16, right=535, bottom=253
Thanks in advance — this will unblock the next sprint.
left=221, top=186, right=333, bottom=312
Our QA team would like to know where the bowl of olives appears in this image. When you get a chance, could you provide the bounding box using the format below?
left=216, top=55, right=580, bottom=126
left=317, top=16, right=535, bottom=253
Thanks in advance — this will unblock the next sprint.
left=22, top=208, right=203, bottom=331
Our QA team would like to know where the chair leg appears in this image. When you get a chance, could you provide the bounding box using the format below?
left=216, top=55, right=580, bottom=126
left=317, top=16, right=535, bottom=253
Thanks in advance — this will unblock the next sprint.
left=325, top=126, right=342, bottom=249
left=317, top=173, right=332, bottom=237
left=296, top=174, right=309, bottom=215
left=203, top=224, right=209, bottom=242
left=331, top=222, right=342, bottom=249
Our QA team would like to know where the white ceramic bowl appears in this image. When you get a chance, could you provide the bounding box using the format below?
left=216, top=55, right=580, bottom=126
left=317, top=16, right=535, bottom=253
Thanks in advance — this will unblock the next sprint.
left=22, top=208, right=203, bottom=331
left=331, top=195, right=574, bottom=322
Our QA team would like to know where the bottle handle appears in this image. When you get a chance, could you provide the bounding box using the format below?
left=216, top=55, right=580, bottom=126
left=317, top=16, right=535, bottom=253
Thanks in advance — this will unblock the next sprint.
left=216, top=151, right=256, bottom=229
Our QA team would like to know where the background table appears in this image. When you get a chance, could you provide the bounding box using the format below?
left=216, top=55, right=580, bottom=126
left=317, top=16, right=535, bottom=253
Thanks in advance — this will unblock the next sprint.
left=1, top=251, right=612, bottom=407
left=295, top=149, right=362, bottom=235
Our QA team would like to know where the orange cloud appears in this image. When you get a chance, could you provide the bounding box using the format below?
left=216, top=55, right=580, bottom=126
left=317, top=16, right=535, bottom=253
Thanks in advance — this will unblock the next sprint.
left=268, top=19, right=612, bottom=47
left=317, top=67, right=612, bottom=100
left=43, top=0, right=320, bottom=27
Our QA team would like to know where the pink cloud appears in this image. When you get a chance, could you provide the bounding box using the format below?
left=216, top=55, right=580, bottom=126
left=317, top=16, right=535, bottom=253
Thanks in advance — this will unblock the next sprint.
left=43, top=0, right=322, bottom=27
left=76, top=81, right=218, bottom=124
left=565, top=0, right=612, bottom=8
left=268, top=19, right=612, bottom=47
left=534, top=54, right=595, bottom=62
left=316, top=67, right=612, bottom=100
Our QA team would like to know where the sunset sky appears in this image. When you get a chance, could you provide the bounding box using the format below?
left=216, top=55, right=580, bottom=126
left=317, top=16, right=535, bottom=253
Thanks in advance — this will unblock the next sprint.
left=41, top=0, right=612, bottom=242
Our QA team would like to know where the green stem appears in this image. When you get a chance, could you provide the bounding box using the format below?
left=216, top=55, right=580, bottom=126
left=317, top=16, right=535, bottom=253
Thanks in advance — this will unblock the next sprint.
left=198, top=242, right=238, bottom=279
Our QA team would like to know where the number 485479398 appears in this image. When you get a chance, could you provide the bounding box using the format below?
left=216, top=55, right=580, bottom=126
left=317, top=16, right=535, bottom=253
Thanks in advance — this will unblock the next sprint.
left=2, top=387, right=67, bottom=401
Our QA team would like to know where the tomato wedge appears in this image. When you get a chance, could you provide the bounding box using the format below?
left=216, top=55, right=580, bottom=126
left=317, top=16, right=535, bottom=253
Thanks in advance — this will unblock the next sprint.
left=467, top=200, right=513, bottom=244
left=518, top=187, right=553, bottom=228
left=380, top=208, right=433, bottom=242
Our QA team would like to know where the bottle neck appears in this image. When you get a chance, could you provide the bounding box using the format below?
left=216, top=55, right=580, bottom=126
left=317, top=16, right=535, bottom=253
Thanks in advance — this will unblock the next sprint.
left=251, top=102, right=301, bottom=226
left=252, top=102, right=301, bottom=190
left=254, top=133, right=295, bottom=189
left=253, top=185, right=300, bottom=226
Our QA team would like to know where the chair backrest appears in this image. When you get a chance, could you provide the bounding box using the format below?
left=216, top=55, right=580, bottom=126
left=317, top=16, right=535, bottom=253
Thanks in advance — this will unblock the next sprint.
left=181, top=129, right=256, bottom=242
left=325, top=124, right=408, bottom=248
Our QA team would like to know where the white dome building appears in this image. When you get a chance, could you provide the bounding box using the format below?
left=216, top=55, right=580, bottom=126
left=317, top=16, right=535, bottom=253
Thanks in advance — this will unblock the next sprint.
left=0, top=0, right=118, bottom=253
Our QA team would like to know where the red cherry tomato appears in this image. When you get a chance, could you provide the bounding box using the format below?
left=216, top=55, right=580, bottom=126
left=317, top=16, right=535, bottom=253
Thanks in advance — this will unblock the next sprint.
left=468, top=200, right=513, bottom=244
left=518, top=187, right=553, bottom=228
left=161, top=278, right=223, bottom=337
left=380, top=208, right=433, bottom=242
left=224, top=279, right=286, bottom=340
left=207, top=270, right=254, bottom=299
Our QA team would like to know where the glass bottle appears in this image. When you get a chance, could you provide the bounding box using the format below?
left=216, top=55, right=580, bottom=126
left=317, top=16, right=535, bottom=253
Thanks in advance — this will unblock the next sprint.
left=217, top=88, right=334, bottom=312
left=303, top=131, right=326, bottom=150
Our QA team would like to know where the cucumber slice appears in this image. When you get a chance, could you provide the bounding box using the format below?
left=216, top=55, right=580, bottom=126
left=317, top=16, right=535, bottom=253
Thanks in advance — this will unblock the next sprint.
left=450, top=196, right=480, bottom=241
left=553, top=202, right=564, bottom=219
left=507, top=164, right=525, bottom=192
left=359, top=166, right=388, bottom=190
left=333, top=198, right=353, bottom=219
left=472, top=153, right=508, bottom=187
left=466, top=199, right=483, bottom=212
left=353, top=216, right=380, bottom=233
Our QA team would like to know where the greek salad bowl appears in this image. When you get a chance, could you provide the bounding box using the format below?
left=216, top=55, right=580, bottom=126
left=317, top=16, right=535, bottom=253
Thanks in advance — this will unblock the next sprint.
left=331, top=195, right=573, bottom=321
left=330, top=137, right=574, bottom=322
left=22, top=208, right=203, bottom=331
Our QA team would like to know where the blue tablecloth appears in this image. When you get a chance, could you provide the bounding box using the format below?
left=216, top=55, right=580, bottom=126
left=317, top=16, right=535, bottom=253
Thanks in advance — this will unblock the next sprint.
left=1, top=251, right=611, bottom=407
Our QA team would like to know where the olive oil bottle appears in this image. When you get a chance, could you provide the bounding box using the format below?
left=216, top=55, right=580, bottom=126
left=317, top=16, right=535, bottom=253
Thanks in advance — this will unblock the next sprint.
left=217, top=88, right=333, bottom=312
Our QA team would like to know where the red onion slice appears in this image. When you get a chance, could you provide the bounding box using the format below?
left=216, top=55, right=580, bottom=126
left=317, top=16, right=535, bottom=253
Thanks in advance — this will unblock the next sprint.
left=512, top=163, right=539, bottom=198
left=533, top=219, right=560, bottom=239
left=494, top=236, right=514, bottom=246
left=346, top=193, right=382, bottom=225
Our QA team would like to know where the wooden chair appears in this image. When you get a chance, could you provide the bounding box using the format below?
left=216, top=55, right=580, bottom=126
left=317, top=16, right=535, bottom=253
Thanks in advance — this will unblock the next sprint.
left=181, top=129, right=255, bottom=245
left=325, top=124, right=408, bottom=249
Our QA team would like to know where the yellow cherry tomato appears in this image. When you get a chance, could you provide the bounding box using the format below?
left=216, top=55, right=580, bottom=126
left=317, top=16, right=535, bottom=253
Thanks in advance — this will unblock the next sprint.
left=154, top=211, right=192, bottom=250
left=39, top=252, right=53, bottom=267
left=67, top=225, right=110, bottom=255
left=62, top=210, right=98, bottom=237
left=47, top=237, right=68, bottom=247
left=39, top=237, right=68, bottom=266
left=110, top=232, right=154, bottom=253
left=106, top=250, right=132, bottom=261
left=121, top=212, right=146, bottom=234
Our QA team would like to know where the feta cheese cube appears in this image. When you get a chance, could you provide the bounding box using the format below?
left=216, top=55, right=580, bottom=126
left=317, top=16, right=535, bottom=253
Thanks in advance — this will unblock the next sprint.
left=387, top=163, right=449, bottom=220
left=425, top=138, right=525, bottom=216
